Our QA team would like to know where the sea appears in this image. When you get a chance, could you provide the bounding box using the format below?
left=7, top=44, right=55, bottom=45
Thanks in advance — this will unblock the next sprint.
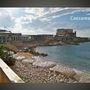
left=35, top=42, right=90, bottom=72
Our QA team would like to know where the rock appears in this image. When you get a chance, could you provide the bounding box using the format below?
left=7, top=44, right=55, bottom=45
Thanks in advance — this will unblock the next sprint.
left=55, top=71, right=61, bottom=75
left=62, top=70, right=76, bottom=78
left=12, top=58, right=79, bottom=83
left=33, top=60, right=56, bottom=68
left=15, top=56, right=26, bottom=60
left=22, top=59, right=35, bottom=64
left=64, top=79, right=68, bottom=82
left=53, top=74, right=57, bottom=77
left=68, top=78, right=74, bottom=83
left=73, top=74, right=80, bottom=81
left=59, top=79, right=64, bottom=82
left=50, top=65, right=76, bottom=78
left=73, top=81, right=78, bottom=83
left=13, top=54, right=18, bottom=58
left=13, top=54, right=26, bottom=60
left=9, top=51, right=15, bottom=55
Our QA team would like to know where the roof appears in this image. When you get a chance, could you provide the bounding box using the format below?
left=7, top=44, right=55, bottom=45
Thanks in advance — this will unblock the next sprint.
left=0, top=29, right=11, bottom=33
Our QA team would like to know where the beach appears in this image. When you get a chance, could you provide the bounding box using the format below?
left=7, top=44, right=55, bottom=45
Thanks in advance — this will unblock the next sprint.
left=10, top=52, right=85, bottom=83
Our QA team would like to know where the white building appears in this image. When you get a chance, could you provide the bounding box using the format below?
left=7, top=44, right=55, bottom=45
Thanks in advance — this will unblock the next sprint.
left=0, top=29, right=22, bottom=43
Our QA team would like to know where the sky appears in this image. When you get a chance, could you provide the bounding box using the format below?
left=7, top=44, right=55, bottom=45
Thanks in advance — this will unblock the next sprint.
left=0, top=7, right=90, bottom=37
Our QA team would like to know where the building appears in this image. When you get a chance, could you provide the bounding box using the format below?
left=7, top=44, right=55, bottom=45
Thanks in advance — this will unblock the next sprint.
left=0, top=29, right=12, bottom=43
left=28, top=34, right=54, bottom=45
left=56, top=29, right=76, bottom=37
left=10, top=33, right=22, bottom=41
left=21, top=35, right=31, bottom=42
left=55, top=29, right=76, bottom=41
left=0, top=29, right=22, bottom=43
left=30, top=34, right=54, bottom=41
left=0, top=29, right=77, bottom=44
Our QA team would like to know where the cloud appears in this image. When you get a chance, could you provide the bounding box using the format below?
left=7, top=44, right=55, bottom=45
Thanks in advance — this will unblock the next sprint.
left=0, top=8, right=18, bottom=20
left=0, top=12, right=2, bottom=16
left=0, top=7, right=90, bottom=37
left=7, top=7, right=90, bottom=37
left=24, top=8, right=69, bottom=22
left=25, top=8, right=47, bottom=17
left=44, top=8, right=90, bottom=20
left=77, top=29, right=90, bottom=37
left=46, top=8, right=90, bottom=22
left=11, top=19, right=32, bottom=34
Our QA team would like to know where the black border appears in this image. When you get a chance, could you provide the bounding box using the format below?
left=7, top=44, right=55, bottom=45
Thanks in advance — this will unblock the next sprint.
left=0, top=0, right=90, bottom=7
left=0, top=0, right=90, bottom=90
left=0, top=83, right=90, bottom=90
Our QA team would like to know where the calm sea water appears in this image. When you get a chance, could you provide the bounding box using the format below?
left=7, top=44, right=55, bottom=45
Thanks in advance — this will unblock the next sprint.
left=36, top=42, right=90, bottom=72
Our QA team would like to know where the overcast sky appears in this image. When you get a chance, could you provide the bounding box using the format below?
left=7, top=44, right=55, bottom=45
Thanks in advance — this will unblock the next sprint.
left=0, top=8, right=90, bottom=37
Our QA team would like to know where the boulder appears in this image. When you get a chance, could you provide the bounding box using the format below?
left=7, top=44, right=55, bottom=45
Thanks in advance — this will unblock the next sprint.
left=33, top=60, right=56, bottom=68
left=22, top=58, right=35, bottom=64
left=50, top=65, right=76, bottom=78
left=13, top=54, right=26, bottom=60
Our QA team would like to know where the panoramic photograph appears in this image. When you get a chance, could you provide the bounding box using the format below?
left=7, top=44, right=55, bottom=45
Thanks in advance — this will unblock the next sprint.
left=0, top=7, right=90, bottom=83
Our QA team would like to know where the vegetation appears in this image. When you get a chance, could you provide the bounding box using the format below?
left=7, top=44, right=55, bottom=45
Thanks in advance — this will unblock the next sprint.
left=0, top=44, right=16, bottom=66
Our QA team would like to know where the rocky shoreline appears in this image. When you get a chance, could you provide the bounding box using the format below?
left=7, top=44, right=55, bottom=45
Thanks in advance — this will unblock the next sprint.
left=10, top=52, right=89, bottom=83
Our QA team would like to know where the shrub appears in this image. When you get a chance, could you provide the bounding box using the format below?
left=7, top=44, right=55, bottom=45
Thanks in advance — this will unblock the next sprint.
left=0, top=45, right=16, bottom=66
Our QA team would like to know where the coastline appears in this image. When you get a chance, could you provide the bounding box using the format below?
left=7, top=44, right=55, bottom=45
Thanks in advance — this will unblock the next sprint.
left=10, top=52, right=90, bottom=83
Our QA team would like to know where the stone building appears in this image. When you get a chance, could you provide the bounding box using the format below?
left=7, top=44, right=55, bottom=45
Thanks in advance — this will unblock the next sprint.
left=55, top=29, right=76, bottom=41
left=56, top=29, right=76, bottom=37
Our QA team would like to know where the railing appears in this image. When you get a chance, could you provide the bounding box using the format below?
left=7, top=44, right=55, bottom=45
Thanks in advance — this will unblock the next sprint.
left=0, top=58, right=24, bottom=83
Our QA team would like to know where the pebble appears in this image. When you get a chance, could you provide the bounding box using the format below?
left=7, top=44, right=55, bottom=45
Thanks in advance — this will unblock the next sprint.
left=11, top=59, right=79, bottom=83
